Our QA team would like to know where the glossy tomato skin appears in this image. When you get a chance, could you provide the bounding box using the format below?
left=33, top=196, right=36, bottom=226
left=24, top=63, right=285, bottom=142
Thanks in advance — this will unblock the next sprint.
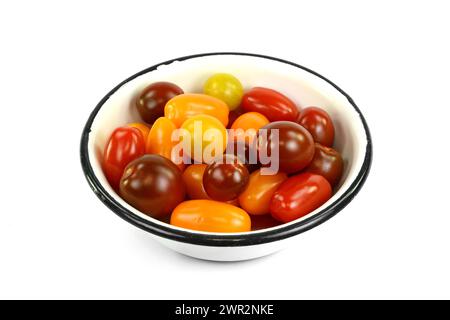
left=182, top=164, right=210, bottom=199
left=103, top=127, right=145, bottom=190
left=119, top=155, right=185, bottom=218
left=165, top=93, right=229, bottom=127
left=241, top=87, right=299, bottom=122
left=270, top=173, right=332, bottom=223
left=136, top=82, right=183, bottom=124
left=230, top=111, right=269, bottom=144
left=297, top=107, right=335, bottom=147
left=203, top=73, right=243, bottom=110
left=127, top=122, right=151, bottom=140
left=238, top=169, right=287, bottom=215
left=259, top=121, right=315, bottom=174
left=203, top=154, right=249, bottom=201
left=170, top=200, right=251, bottom=233
left=305, top=143, right=344, bottom=187
left=226, top=140, right=259, bottom=173
left=146, top=117, right=184, bottom=171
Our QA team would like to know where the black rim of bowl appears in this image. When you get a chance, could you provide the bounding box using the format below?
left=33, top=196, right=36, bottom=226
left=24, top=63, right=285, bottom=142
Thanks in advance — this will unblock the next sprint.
left=80, top=52, right=373, bottom=247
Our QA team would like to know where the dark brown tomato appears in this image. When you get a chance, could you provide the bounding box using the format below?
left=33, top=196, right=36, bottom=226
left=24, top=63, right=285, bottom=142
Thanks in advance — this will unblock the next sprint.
left=297, top=107, right=335, bottom=147
left=136, top=82, right=183, bottom=124
left=119, top=154, right=186, bottom=218
left=259, top=121, right=315, bottom=174
left=225, top=140, right=260, bottom=173
left=305, top=143, right=344, bottom=187
left=203, top=154, right=250, bottom=201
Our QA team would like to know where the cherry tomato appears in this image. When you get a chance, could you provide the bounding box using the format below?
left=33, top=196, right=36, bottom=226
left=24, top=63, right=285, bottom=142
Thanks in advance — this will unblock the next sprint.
left=180, top=114, right=227, bottom=163
left=136, top=82, right=183, bottom=124
left=103, top=127, right=145, bottom=190
left=119, top=154, right=185, bottom=218
left=231, top=111, right=269, bottom=144
left=203, top=73, right=244, bottom=110
left=203, top=154, right=249, bottom=201
left=259, top=121, right=315, bottom=174
left=182, top=164, right=210, bottom=199
left=270, top=173, right=332, bottom=223
left=146, top=117, right=184, bottom=171
left=251, top=214, right=282, bottom=231
left=305, top=143, right=343, bottom=187
left=227, top=107, right=244, bottom=129
left=165, top=93, right=229, bottom=127
left=297, top=107, right=335, bottom=147
left=127, top=122, right=151, bottom=140
left=241, top=87, right=299, bottom=122
left=170, top=200, right=251, bottom=233
left=226, top=140, right=259, bottom=173
left=238, top=169, right=287, bottom=215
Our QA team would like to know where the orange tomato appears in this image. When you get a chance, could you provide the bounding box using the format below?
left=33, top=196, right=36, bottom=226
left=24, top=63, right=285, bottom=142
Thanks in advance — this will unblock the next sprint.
left=127, top=122, right=151, bottom=140
left=182, top=164, right=209, bottom=199
left=230, top=112, right=269, bottom=144
left=146, top=117, right=184, bottom=171
left=238, top=169, right=288, bottom=215
left=170, top=200, right=251, bottom=233
left=165, top=93, right=229, bottom=127
left=180, top=114, right=227, bottom=163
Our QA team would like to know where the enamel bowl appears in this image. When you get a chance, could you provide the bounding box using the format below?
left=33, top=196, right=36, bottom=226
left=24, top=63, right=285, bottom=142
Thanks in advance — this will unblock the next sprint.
left=80, top=52, right=372, bottom=261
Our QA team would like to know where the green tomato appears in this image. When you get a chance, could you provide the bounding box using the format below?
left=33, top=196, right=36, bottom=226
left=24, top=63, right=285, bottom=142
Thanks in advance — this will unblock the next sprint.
left=203, top=73, right=243, bottom=110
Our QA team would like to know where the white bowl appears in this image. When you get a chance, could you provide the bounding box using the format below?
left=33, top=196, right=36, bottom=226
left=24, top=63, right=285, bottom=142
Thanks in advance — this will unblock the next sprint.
left=80, top=53, right=372, bottom=261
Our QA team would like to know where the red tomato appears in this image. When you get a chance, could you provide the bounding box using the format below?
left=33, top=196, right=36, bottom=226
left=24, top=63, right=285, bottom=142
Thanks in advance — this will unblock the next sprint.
left=297, top=107, right=335, bottom=147
left=305, top=143, right=344, bottom=187
left=102, top=127, right=145, bottom=190
left=241, top=87, right=299, bottom=122
left=270, top=173, right=332, bottom=223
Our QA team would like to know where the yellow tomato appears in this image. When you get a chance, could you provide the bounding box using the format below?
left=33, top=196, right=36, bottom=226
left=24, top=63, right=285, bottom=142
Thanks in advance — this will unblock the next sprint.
left=180, top=114, right=227, bottom=163
left=164, top=93, right=229, bottom=127
left=170, top=200, right=251, bottom=233
left=127, top=122, right=151, bottom=140
left=146, top=117, right=184, bottom=171
left=238, top=169, right=288, bottom=215
left=230, top=112, right=269, bottom=144
left=203, top=73, right=244, bottom=110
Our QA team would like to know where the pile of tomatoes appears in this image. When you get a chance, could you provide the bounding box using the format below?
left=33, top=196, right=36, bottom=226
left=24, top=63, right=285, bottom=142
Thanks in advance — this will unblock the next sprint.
left=102, top=73, right=344, bottom=233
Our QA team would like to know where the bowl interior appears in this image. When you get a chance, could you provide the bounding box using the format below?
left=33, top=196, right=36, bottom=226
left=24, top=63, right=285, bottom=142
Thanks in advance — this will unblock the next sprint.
left=87, top=54, right=368, bottom=235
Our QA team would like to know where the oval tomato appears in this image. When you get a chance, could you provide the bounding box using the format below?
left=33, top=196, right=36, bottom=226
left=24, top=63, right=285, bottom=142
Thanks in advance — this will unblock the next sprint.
left=241, top=87, right=299, bottom=122
left=297, top=107, right=335, bottom=147
left=270, top=173, right=332, bottom=223
left=305, top=143, right=343, bottom=187
left=102, top=127, right=145, bottom=190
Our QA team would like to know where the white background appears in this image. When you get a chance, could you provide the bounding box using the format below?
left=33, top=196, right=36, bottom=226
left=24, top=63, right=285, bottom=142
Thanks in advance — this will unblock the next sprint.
left=0, top=0, right=449, bottom=299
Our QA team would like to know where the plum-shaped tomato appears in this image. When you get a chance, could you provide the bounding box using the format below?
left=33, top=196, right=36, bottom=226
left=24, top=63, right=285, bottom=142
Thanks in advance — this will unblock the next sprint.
left=270, top=173, right=332, bottom=223
left=136, top=82, right=183, bottom=124
left=203, top=154, right=249, bottom=201
left=241, top=87, right=299, bottom=122
left=297, top=107, right=335, bottom=147
left=119, top=154, right=185, bottom=218
left=103, top=127, right=145, bottom=190
left=305, top=143, right=344, bottom=187
left=259, top=121, right=315, bottom=174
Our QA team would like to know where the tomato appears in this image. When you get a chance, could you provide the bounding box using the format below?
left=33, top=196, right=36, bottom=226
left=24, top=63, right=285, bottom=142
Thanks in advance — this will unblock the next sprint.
left=270, top=173, right=332, bottom=223
left=127, top=122, right=151, bottom=140
left=180, top=114, right=227, bottom=163
left=119, top=155, right=185, bottom=218
left=182, top=164, right=210, bottom=199
left=136, top=82, right=183, bottom=124
left=238, top=169, right=287, bottom=215
left=230, top=111, right=269, bottom=144
left=241, top=87, right=299, bottom=122
left=146, top=117, right=184, bottom=171
left=165, top=93, right=229, bottom=127
left=102, top=127, right=145, bottom=190
left=297, top=107, right=335, bottom=147
left=170, top=200, right=251, bottom=233
left=227, top=107, right=244, bottom=129
left=203, top=73, right=244, bottom=110
left=203, top=154, right=249, bottom=201
left=251, top=214, right=282, bottom=231
left=305, top=143, right=344, bottom=187
left=259, top=121, right=315, bottom=174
